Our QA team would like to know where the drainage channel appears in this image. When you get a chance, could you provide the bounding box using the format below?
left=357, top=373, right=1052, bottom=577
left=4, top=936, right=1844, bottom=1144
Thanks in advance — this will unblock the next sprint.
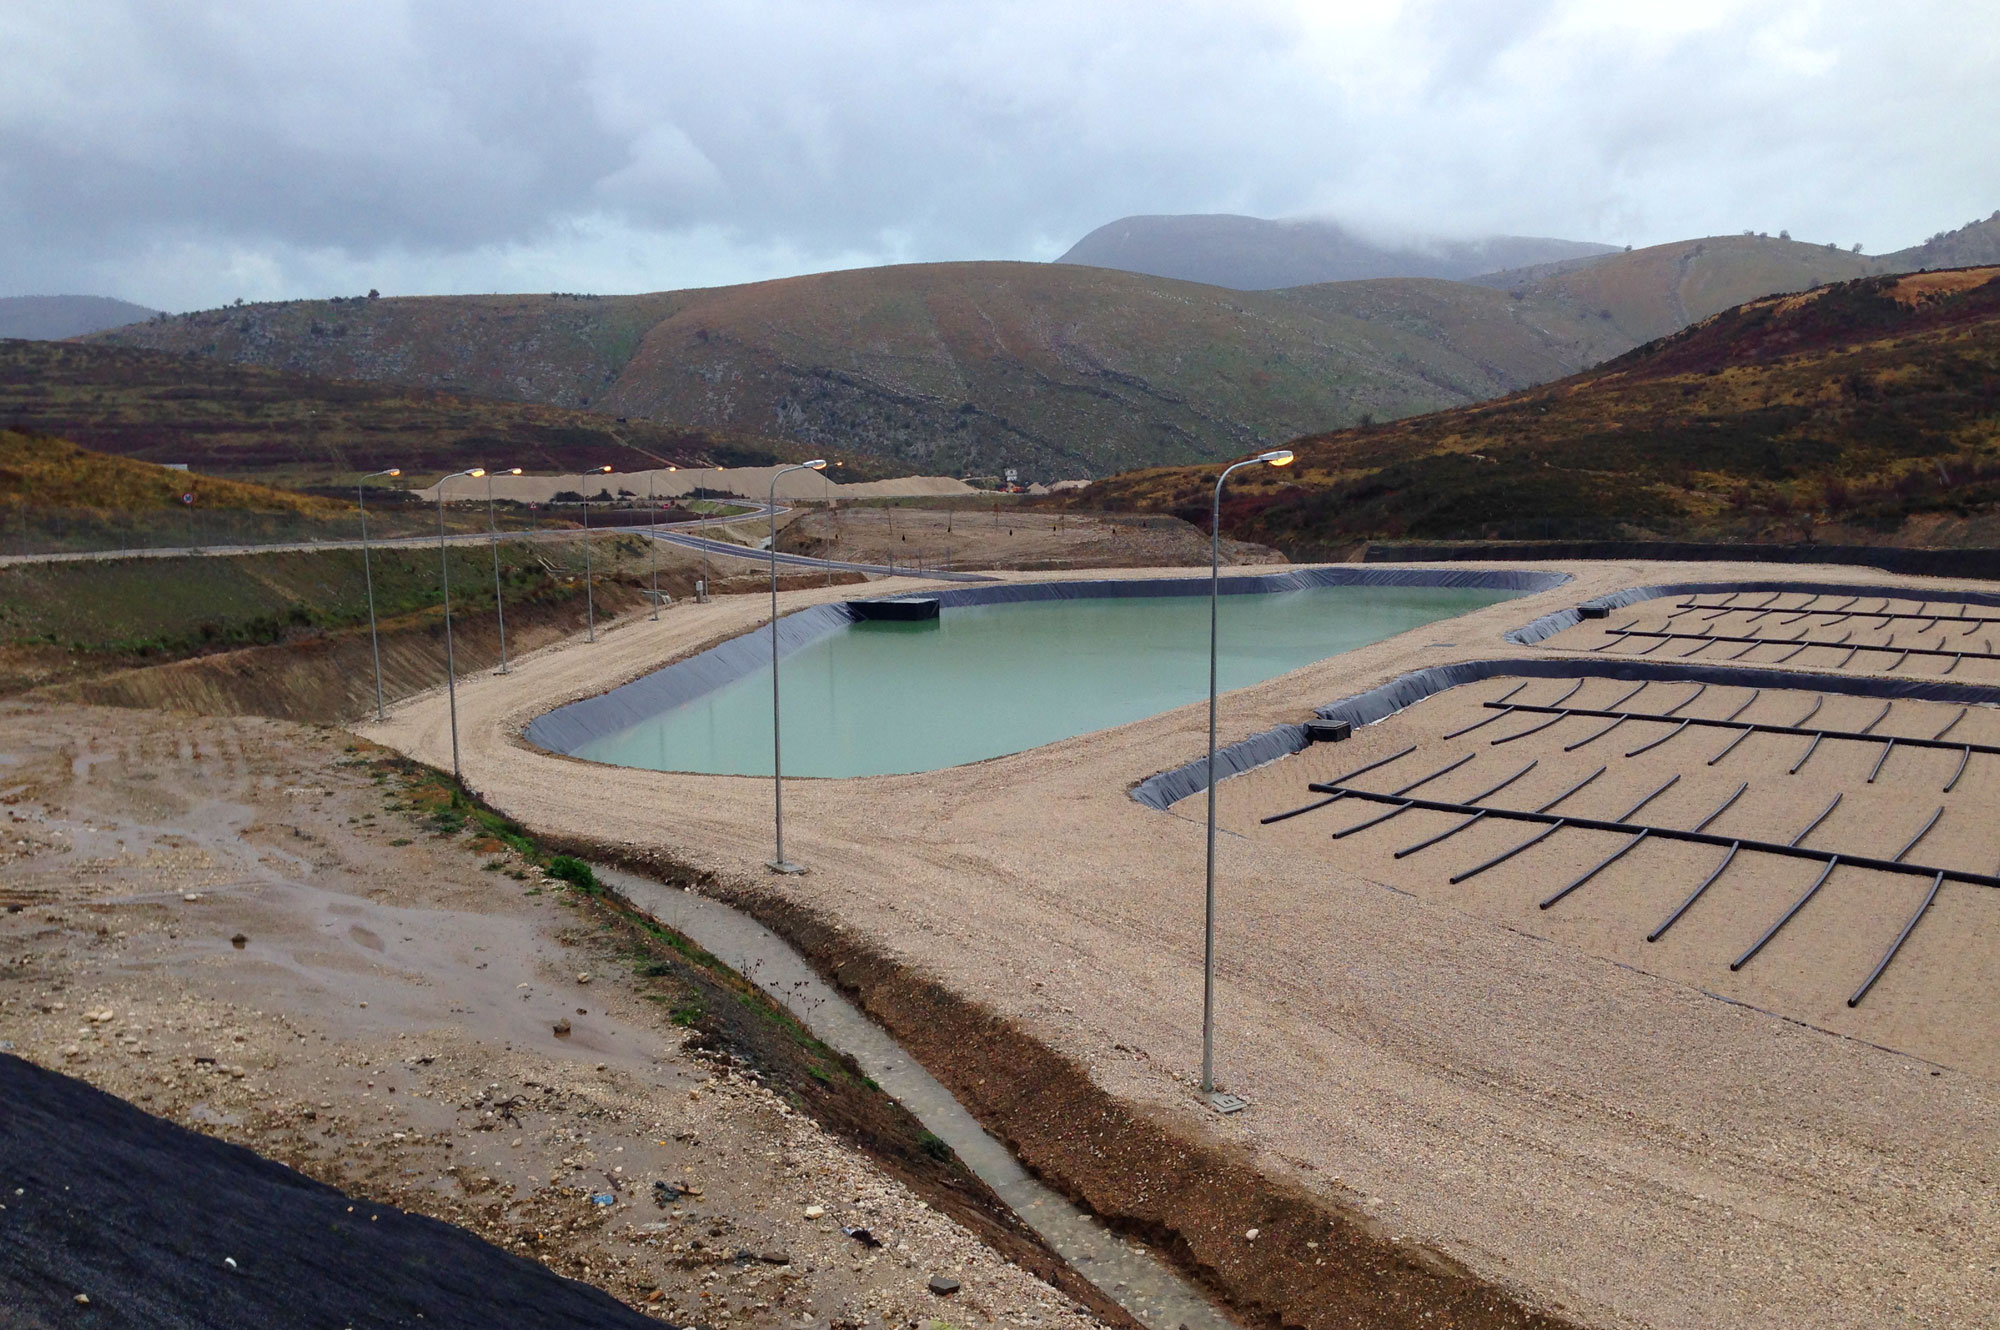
left=598, top=866, right=1240, bottom=1330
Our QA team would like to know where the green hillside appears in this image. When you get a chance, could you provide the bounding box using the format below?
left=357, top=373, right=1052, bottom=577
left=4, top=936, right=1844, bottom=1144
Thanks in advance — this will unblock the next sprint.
left=1089, top=267, right=2000, bottom=552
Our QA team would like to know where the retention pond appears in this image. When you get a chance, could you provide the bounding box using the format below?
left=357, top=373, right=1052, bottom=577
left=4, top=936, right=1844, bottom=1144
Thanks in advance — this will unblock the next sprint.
left=530, top=572, right=1553, bottom=777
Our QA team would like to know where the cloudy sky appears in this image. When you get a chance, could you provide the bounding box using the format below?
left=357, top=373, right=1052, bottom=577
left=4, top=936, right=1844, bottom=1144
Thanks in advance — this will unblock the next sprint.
left=3, top=0, right=1996, bottom=310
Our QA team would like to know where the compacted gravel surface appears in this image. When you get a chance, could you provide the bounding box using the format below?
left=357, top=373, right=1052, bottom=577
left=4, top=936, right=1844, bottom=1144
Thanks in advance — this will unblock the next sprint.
left=365, top=561, right=2000, bottom=1330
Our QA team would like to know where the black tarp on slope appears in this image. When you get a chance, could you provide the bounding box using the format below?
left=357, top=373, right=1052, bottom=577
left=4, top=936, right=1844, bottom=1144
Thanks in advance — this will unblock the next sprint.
left=0, top=1053, right=660, bottom=1330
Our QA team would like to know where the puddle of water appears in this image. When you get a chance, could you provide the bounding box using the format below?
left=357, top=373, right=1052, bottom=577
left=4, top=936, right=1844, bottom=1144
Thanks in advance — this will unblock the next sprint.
left=571, top=585, right=1519, bottom=777
left=598, top=866, right=1240, bottom=1330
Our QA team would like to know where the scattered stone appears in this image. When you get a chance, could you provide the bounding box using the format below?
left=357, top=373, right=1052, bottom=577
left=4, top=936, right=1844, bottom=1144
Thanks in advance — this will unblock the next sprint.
left=842, top=1225, right=882, bottom=1249
left=652, top=1181, right=682, bottom=1207
left=182, top=893, right=201, bottom=902
left=803, top=1204, right=825, bottom=1219
left=552, top=1019, right=571, bottom=1036
left=230, top=934, right=248, bottom=950
left=1245, top=1227, right=1260, bottom=1240
left=758, top=1250, right=791, bottom=1266
left=928, top=1275, right=961, bottom=1296
left=74, top=1294, right=90, bottom=1307
left=576, top=972, right=591, bottom=984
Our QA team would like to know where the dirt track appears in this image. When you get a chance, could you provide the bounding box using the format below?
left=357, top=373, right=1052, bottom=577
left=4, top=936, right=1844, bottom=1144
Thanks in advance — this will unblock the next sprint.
left=361, top=559, right=2000, bottom=1330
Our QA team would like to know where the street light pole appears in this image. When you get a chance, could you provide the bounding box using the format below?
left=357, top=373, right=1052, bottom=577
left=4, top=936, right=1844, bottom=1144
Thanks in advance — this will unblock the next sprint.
left=437, top=468, right=487, bottom=781
left=487, top=467, right=522, bottom=674
left=767, top=459, right=828, bottom=874
left=357, top=467, right=402, bottom=722
left=579, top=465, right=612, bottom=642
left=1201, top=447, right=1294, bottom=1114
left=648, top=469, right=660, bottom=621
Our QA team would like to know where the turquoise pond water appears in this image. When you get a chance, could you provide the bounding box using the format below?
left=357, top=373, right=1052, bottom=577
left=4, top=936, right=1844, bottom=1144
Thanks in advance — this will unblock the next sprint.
left=570, top=584, right=1521, bottom=778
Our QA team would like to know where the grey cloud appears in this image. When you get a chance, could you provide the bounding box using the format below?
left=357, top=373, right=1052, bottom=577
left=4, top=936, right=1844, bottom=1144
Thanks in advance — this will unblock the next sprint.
left=1, top=0, right=1996, bottom=308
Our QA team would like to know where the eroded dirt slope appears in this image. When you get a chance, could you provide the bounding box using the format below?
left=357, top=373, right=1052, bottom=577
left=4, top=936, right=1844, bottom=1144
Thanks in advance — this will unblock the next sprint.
left=0, top=702, right=1111, bottom=1329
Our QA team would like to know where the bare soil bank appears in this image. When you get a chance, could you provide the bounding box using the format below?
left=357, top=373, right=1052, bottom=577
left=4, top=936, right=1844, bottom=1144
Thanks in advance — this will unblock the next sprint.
left=779, top=506, right=1280, bottom=572
left=0, top=704, right=1112, bottom=1329
left=571, top=838, right=1576, bottom=1330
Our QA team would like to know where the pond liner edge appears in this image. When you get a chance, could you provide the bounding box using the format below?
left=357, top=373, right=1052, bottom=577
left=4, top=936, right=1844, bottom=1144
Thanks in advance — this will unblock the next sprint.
left=524, top=565, right=1572, bottom=757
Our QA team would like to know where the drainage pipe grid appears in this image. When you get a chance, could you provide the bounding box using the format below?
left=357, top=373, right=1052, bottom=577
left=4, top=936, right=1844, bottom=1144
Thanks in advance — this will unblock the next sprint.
left=1538, top=782, right=1749, bottom=910
left=1507, top=579, right=2000, bottom=649
left=1602, top=626, right=1993, bottom=665
left=1291, top=782, right=2000, bottom=892
left=1477, top=699, right=1989, bottom=792
left=1677, top=597, right=2000, bottom=629
left=1294, top=775, right=1982, bottom=1002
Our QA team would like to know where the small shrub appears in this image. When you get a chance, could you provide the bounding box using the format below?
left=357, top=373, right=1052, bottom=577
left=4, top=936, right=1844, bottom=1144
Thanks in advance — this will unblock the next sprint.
left=547, top=855, right=597, bottom=891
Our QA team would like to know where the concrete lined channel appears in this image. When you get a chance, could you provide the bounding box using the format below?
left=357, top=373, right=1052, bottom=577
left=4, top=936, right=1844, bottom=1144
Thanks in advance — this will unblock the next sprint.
left=598, top=865, right=1242, bottom=1330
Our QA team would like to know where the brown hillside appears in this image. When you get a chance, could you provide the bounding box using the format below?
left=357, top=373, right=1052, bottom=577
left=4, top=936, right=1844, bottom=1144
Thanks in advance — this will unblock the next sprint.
left=81, top=231, right=1963, bottom=484
left=1475, top=233, right=1884, bottom=345
left=1088, top=268, right=2000, bottom=551
left=0, top=337, right=798, bottom=489
left=85, top=264, right=1629, bottom=480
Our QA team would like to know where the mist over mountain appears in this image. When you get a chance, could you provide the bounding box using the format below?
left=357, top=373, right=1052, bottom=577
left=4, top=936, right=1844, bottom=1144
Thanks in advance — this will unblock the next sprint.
left=0, top=296, right=159, bottom=341
left=1054, top=214, right=1619, bottom=290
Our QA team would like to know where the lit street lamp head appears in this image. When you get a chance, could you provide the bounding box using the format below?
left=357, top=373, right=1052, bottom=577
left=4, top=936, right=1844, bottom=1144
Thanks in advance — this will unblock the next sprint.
left=803, top=459, right=828, bottom=470
left=1259, top=449, right=1295, bottom=467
